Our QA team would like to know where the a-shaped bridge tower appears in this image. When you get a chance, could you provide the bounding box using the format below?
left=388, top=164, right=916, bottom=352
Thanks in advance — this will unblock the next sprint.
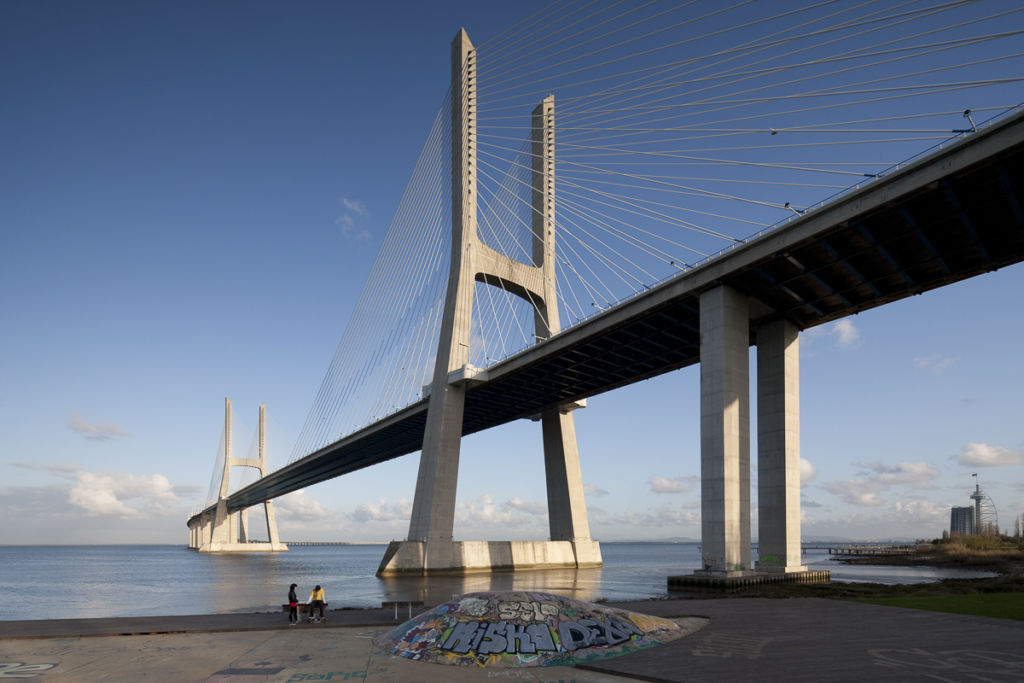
left=187, top=398, right=287, bottom=552
left=377, top=30, right=601, bottom=574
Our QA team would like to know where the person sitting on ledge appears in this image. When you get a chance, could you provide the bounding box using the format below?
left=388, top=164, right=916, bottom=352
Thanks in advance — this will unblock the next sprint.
left=308, top=585, right=326, bottom=622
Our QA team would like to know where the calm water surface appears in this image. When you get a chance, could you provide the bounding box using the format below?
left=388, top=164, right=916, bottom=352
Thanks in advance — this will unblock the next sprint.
left=0, top=543, right=996, bottom=620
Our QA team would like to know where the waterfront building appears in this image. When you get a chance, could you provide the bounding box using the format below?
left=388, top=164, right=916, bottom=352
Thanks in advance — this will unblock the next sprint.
left=950, top=506, right=974, bottom=536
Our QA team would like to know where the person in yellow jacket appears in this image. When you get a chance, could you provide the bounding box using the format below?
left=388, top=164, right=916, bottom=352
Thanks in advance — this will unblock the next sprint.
left=308, top=585, right=326, bottom=622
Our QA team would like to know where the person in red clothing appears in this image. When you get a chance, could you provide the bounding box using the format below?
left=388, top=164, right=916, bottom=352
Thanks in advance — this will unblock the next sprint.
left=287, top=584, right=298, bottom=625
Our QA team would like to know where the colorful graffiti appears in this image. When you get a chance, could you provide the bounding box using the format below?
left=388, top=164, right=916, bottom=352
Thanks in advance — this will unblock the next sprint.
left=372, top=591, right=705, bottom=668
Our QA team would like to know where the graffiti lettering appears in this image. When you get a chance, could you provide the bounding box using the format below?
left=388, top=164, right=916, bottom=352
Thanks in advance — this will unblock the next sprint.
left=557, top=616, right=642, bottom=652
left=479, top=622, right=508, bottom=655
left=497, top=600, right=558, bottom=622
left=442, top=621, right=558, bottom=655
left=444, top=620, right=484, bottom=653
left=442, top=615, right=641, bottom=655
left=285, top=672, right=366, bottom=682
left=0, top=663, right=58, bottom=679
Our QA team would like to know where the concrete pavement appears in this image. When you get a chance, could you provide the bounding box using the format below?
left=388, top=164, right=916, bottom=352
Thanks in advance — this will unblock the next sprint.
left=2, top=597, right=1023, bottom=681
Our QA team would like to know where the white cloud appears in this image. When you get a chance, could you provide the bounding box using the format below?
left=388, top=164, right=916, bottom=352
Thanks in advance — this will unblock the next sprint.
left=860, top=461, right=939, bottom=489
left=956, top=442, right=1022, bottom=467
left=913, top=354, right=954, bottom=374
left=0, top=481, right=190, bottom=545
left=584, top=483, right=609, bottom=497
left=831, top=319, right=861, bottom=349
left=68, top=414, right=128, bottom=441
left=823, top=461, right=938, bottom=507
left=455, top=494, right=513, bottom=526
left=335, top=196, right=371, bottom=241
left=504, top=497, right=547, bottom=516
left=823, top=480, right=884, bottom=507
left=275, top=489, right=333, bottom=521
left=67, top=470, right=180, bottom=518
left=451, top=494, right=551, bottom=539
left=800, top=457, right=818, bottom=485
left=803, top=499, right=950, bottom=540
left=349, top=497, right=411, bottom=523
left=648, top=475, right=697, bottom=494
left=342, top=197, right=368, bottom=216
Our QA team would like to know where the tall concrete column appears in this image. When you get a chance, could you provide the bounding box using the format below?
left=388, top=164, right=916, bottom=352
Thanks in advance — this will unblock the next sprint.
left=698, top=285, right=751, bottom=575
left=541, top=407, right=591, bottom=541
left=405, top=29, right=480, bottom=573
left=219, top=396, right=232, bottom=500
left=260, top=403, right=285, bottom=549
left=756, top=319, right=806, bottom=572
left=532, top=95, right=594, bottom=552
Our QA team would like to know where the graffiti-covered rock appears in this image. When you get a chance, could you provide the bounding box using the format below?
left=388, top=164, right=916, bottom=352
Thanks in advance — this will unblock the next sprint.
left=373, top=590, right=707, bottom=667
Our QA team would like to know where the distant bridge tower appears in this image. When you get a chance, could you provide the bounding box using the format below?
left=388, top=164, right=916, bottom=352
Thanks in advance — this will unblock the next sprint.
left=378, top=29, right=601, bottom=575
left=187, top=398, right=287, bottom=552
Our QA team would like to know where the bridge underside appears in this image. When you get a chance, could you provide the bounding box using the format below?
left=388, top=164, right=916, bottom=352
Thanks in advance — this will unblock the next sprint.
left=199, top=110, right=1024, bottom=536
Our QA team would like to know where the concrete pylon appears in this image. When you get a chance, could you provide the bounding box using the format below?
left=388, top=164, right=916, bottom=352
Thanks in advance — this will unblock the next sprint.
left=690, top=299, right=814, bottom=583
left=532, top=95, right=595, bottom=550
left=378, top=29, right=600, bottom=575
left=697, top=286, right=751, bottom=575
left=755, top=319, right=806, bottom=573
left=192, top=398, right=287, bottom=553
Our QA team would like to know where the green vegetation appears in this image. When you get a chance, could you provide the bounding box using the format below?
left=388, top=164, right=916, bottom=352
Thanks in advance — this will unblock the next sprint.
left=697, top=539, right=1024, bottom=604
left=850, top=593, right=1024, bottom=621
left=918, top=536, right=1024, bottom=568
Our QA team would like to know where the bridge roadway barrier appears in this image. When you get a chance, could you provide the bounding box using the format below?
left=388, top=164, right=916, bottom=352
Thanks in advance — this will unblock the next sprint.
left=2, top=597, right=1022, bottom=681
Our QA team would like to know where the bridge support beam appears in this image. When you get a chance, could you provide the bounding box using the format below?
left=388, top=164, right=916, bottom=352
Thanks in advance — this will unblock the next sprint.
left=189, top=399, right=287, bottom=553
left=379, top=29, right=600, bottom=576
left=697, top=285, right=751, bottom=576
left=756, top=319, right=807, bottom=573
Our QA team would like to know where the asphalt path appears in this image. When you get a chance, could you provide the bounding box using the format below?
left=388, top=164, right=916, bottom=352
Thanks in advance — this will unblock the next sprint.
left=2, top=597, right=1022, bottom=681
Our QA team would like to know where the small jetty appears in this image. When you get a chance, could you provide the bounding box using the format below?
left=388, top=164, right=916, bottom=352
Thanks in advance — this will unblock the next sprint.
left=805, top=544, right=916, bottom=556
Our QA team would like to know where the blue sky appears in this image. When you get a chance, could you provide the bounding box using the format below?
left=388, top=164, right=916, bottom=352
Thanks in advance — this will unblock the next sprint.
left=2, top=1, right=1022, bottom=546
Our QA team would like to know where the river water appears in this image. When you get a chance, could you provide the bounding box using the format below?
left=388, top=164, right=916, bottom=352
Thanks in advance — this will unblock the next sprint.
left=0, top=543, right=996, bottom=620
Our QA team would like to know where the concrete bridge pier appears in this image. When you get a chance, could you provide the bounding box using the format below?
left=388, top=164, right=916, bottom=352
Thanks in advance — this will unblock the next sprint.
left=694, top=287, right=807, bottom=578
left=755, top=319, right=807, bottom=573
left=697, top=286, right=751, bottom=576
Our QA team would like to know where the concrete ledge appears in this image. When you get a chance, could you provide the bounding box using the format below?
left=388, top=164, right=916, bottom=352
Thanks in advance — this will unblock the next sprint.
left=196, top=542, right=288, bottom=553
left=668, top=569, right=830, bottom=591
left=376, top=540, right=603, bottom=575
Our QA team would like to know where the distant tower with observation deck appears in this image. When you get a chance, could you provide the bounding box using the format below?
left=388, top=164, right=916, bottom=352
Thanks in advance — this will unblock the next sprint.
left=950, top=474, right=998, bottom=536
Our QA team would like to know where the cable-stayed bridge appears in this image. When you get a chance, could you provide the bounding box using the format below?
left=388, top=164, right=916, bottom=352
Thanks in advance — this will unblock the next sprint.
left=188, top=1, right=1024, bottom=579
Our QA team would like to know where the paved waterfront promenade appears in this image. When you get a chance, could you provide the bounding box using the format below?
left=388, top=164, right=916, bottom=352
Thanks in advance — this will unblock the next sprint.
left=2, top=597, right=1023, bottom=681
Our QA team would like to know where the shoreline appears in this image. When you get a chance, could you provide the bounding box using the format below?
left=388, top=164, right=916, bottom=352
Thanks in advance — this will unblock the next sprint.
left=3, top=545, right=1019, bottom=631
left=2, top=556, right=1019, bottom=629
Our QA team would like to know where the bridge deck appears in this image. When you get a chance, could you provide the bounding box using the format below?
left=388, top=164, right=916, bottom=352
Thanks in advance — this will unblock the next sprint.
left=199, top=108, right=1024, bottom=519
